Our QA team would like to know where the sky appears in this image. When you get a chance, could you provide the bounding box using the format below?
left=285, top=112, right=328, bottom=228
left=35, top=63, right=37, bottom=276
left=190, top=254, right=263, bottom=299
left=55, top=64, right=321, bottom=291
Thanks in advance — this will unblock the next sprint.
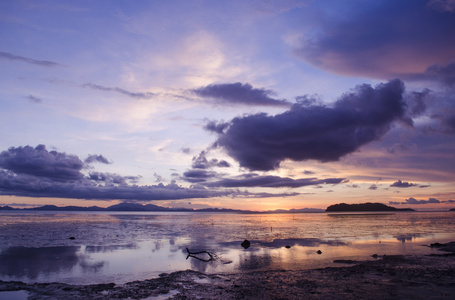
left=1, top=0, right=454, bottom=211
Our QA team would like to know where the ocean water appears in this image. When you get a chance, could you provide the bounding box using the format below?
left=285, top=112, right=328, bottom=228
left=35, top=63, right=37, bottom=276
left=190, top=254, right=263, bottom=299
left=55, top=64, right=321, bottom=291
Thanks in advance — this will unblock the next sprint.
left=0, top=211, right=454, bottom=285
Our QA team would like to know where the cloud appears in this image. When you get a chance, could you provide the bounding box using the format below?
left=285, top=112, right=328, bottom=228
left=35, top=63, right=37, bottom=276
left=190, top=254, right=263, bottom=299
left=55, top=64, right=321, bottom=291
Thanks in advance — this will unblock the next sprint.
left=0, top=145, right=84, bottom=181
left=181, top=151, right=231, bottom=183
left=84, top=154, right=112, bottom=164
left=27, top=95, right=43, bottom=103
left=390, top=197, right=441, bottom=205
left=191, top=151, right=230, bottom=169
left=88, top=172, right=140, bottom=185
left=369, top=184, right=378, bottom=190
left=0, top=170, right=229, bottom=200
left=390, top=180, right=417, bottom=188
left=293, top=1, right=455, bottom=79
left=0, top=145, right=292, bottom=201
left=181, top=147, right=191, bottom=154
left=0, top=51, right=61, bottom=67
left=427, top=0, right=455, bottom=12
left=424, top=61, right=455, bottom=88
left=232, top=190, right=300, bottom=198
left=204, top=120, right=230, bottom=134
left=255, top=0, right=308, bottom=14
left=82, top=83, right=157, bottom=99
left=209, top=79, right=407, bottom=170
left=192, top=82, right=291, bottom=107
left=182, top=169, right=218, bottom=183
left=202, top=174, right=345, bottom=188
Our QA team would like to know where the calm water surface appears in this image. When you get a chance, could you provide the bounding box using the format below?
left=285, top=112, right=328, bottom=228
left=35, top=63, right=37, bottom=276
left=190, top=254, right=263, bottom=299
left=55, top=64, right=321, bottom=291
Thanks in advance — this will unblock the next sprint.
left=0, top=211, right=454, bottom=284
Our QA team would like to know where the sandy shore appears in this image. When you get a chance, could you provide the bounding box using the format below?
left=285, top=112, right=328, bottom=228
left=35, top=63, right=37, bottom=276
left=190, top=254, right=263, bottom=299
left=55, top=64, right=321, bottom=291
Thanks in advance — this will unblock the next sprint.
left=1, top=243, right=454, bottom=299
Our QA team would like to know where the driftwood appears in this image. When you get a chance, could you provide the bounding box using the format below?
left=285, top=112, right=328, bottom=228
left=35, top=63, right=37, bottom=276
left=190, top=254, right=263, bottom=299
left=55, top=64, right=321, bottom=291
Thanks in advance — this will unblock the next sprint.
left=186, top=248, right=218, bottom=262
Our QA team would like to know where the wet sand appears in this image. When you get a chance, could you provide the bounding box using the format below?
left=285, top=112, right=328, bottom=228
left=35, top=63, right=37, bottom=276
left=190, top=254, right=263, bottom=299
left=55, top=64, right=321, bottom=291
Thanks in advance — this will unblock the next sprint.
left=1, top=243, right=454, bottom=299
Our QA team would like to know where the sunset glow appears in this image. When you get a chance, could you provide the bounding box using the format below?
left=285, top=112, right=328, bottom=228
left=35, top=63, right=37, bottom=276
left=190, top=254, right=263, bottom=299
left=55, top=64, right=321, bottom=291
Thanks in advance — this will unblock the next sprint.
left=1, top=0, right=454, bottom=211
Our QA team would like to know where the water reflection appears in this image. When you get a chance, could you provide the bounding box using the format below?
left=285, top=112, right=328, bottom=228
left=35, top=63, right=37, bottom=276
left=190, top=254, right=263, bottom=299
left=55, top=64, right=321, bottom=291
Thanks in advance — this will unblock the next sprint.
left=85, top=244, right=138, bottom=253
left=393, top=233, right=423, bottom=243
left=1, top=211, right=454, bottom=285
left=0, top=246, right=81, bottom=279
left=254, top=238, right=346, bottom=248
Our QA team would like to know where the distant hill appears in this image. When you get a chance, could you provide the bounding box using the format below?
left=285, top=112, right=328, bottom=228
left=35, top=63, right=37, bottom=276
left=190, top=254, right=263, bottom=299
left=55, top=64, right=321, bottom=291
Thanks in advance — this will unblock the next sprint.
left=0, top=203, right=323, bottom=214
left=106, top=202, right=172, bottom=211
left=0, top=206, right=14, bottom=210
left=326, top=202, right=415, bottom=212
left=30, top=205, right=106, bottom=211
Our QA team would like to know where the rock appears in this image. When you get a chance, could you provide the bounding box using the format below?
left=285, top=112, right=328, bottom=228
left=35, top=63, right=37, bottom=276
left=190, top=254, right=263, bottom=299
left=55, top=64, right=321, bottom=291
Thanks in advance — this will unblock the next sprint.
left=241, top=240, right=251, bottom=249
left=333, top=260, right=358, bottom=264
left=316, top=250, right=322, bottom=254
left=285, top=245, right=291, bottom=249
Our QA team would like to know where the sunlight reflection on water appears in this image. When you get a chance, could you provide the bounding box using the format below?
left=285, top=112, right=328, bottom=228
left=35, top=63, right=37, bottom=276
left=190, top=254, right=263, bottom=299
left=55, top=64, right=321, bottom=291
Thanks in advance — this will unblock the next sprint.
left=0, top=211, right=454, bottom=284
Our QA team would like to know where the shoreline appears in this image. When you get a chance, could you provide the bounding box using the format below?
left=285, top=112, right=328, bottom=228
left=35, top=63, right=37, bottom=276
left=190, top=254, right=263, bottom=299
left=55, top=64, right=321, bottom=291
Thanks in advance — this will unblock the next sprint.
left=1, top=243, right=454, bottom=299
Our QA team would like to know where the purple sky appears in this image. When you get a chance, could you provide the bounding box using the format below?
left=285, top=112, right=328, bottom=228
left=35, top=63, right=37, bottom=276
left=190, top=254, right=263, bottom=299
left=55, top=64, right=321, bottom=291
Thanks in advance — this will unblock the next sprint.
left=1, top=0, right=454, bottom=210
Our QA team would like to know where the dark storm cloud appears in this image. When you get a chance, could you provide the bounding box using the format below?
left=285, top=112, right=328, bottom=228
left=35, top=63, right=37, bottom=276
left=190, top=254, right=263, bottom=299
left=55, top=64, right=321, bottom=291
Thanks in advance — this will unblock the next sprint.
left=390, top=180, right=417, bottom=188
left=0, top=145, right=291, bottom=201
left=182, top=151, right=230, bottom=183
left=0, top=145, right=84, bottom=181
left=0, top=170, right=230, bottom=200
left=192, top=82, right=291, bottom=107
left=202, top=174, right=345, bottom=188
left=210, top=79, right=406, bottom=171
left=82, top=83, right=156, bottom=99
left=0, top=51, right=61, bottom=67
left=84, top=154, right=111, bottom=164
left=294, top=1, right=455, bottom=78
left=182, top=169, right=217, bottom=183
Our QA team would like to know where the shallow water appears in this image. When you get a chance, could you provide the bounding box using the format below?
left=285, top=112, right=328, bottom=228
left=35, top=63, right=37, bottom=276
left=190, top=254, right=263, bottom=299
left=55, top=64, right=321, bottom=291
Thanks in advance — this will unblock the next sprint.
left=0, top=211, right=454, bottom=284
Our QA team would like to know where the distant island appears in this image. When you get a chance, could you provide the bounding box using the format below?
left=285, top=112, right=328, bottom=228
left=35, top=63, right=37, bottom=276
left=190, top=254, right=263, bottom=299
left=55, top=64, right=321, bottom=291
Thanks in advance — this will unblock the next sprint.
left=326, top=202, right=415, bottom=212
left=0, top=202, right=324, bottom=214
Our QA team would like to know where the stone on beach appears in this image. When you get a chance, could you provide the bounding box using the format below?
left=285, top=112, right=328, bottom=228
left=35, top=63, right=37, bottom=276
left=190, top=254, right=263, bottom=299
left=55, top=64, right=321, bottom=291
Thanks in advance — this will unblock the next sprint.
left=241, top=240, right=251, bottom=249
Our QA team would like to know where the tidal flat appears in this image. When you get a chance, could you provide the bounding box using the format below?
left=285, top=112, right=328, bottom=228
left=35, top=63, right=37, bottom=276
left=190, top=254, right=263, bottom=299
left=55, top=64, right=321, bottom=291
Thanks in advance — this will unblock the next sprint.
left=1, top=211, right=454, bottom=299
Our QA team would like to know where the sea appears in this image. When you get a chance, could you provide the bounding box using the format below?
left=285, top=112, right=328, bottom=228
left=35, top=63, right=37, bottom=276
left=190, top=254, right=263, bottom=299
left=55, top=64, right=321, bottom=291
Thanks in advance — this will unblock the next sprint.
left=0, top=211, right=454, bottom=285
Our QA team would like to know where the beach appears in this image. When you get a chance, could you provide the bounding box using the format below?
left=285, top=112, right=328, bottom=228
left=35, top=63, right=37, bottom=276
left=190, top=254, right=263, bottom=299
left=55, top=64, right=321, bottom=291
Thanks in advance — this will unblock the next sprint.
left=1, top=211, right=455, bottom=299
left=1, top=244, right=454, bottom=299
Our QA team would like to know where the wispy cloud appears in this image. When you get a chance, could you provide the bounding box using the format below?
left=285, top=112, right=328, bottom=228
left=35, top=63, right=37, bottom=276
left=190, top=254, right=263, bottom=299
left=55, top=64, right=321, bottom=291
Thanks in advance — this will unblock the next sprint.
left=0, top=51, right=61, bottom=67
left=27, top=95, right=43, bottom=103
left=82, top=83, right=157, bottom=99
left=202, top=174, right=346, bottom=188
left=192, top=82, right=291, bottom=107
